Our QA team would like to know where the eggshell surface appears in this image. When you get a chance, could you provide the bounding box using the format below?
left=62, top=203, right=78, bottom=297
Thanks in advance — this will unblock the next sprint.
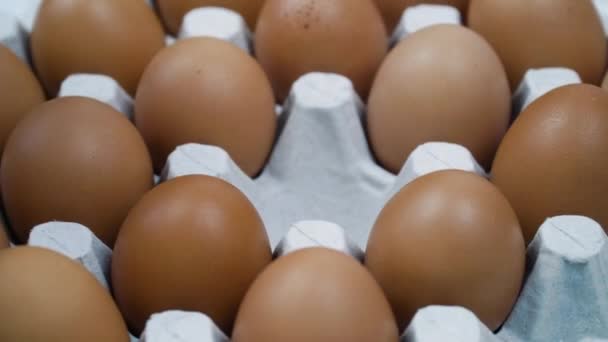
left=0, top=246, right=129, bottom=342
left=373, top=0, right=469, bottom=32
left=0, top=45, right=45, bottom=160
left=367, top=24, right=510, bottom=173
left=1, top=97, right=153, bottom=247
left=468, top=0, right=607, bottom=89
left=255, top=0, right=388, bottom=102
left=135, top=37, right=276, bottom=176
left=157, top=0, right=266, bottom=35
left=31, top=0, right=166, bottom=96
left=366, top=170, right=525, bottom=332
left=232, top=248, right=399, bottom=342
left=492, top=84, right=608, bottom=244
left=0, top=220, right=9, bottom=249
left=112, top=175, right=272, bottom=336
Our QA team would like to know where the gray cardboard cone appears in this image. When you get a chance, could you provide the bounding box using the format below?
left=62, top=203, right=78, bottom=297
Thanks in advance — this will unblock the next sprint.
left=273, top=220, right=364, bottom=261
left=28, top=221, right=112, bottom=289
left=499, top=216, right=608, bottom=341
left=402, top=306, right=499, bottom=342
left=140, top=311, right=227, bottom=342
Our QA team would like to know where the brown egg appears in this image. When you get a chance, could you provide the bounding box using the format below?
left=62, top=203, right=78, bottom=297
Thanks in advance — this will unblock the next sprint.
left=255, top=0, right=388, bottom=102
left=157, top=0, right=266, bottom=35
left=492, top=84, right=608, bottom=244
left=373, top=0, right=469, bottom=32
left=135, top=37, right=276, bottom=176
left=367, top=24, right=510, bottom=173
left=0, top=45, right=45, bottom=160
left=0, top=220, right=9, bottom=249
left=31, top=0, right=165, bottom=96
left=1, top=97, right=153, bottom=246
left=112, top=175, right=272, bottom=335
left=366, top=170, right=525, bottom=331
left=0, top=246, right=129, bottom=341
left=468, top=0, right=607, bottom=89
left=232, top=248, right=399, bottom=342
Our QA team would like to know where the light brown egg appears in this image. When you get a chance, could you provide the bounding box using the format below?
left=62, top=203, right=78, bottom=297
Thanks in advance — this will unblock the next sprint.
left=468, top=0, right=607, bottom=89
left=366, top=170, right=525, bottom=332
left=31, top=0, right=165, bottom=96
left=492, top=84, right=608, bottom=244
left=367, top=24, right=510, bottom=173
left=135, top=37, right=276, bottom=176
left=232, top=248, right=399, bottom=342
left=255, top=0, right=388, bottom=102
left=0, top=246, right=129, bottom=341
left=1, top=97, right=153, bottom=247
left=373, top=0, right=469, bottom=32
left=156, top=0, right=266, bottom=35
left=0, top=45, right=45, bottom=160
left=112, top=175, right=272, bottom=336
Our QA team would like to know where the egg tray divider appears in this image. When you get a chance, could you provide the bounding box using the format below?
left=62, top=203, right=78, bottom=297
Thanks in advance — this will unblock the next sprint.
left=1, top=1, right=608, bottom=341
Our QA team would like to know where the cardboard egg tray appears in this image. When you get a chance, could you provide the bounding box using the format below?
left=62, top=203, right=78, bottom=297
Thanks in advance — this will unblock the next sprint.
left=1, top=1, right=608, bottom=341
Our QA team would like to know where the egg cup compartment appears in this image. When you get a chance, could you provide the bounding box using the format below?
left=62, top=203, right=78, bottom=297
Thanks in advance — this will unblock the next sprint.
left=162, top=71, right=486, bottom=248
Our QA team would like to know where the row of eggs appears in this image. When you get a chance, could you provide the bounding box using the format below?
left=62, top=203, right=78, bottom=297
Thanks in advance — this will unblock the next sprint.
left=0, top=0, right=607, bottom=340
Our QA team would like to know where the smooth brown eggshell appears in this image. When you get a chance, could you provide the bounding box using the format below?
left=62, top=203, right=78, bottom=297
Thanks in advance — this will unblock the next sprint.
left=366, top=170, right=525, bottom=332
left=492, top=84, right=608, bottom=244
left=0, top=246, right=129, bottom=341
left=255, top=0, right=388, bottom=102
left=468, top=0, right=607, bottom=89
left=1, top=97, right=153, bottom=247
left=111, top=175, right=272, bottom=336
left=373, top=0, right=469, bottom=32
left=0, top=45, right=45, bottom=160
left=157, top=0, right=266, bottom=35
left=31, top=0, right=165, bottom=96
left=367, top=24, right=511, bottom=173
left=135, top=37, right=276, bottom=176
left=232, top=248, right=399, bottom=342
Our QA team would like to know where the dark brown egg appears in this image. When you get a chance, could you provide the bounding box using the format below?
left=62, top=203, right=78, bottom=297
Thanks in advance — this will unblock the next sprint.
left=0, top=220, right=9, bottom=249
left=111, top=175, right=272, bottom=336
left=0, top=45, right=45, bottom=161
left=232, top=248, right=399, bottom=342
left=31, top=0, right=165, bottom=96
left=255, top=0, right=388, bottom=102
left=468, top=0, right=607, bottom=89
left=367, top=24, right=510, bottom=173
left=373, top=0, right=469, bottom=32
left=157, top=0, right=266, bottom=35
left=366, top=170, right=525, bottom=331
left=492, top=84, right=608, bottom=244
left=0, top=246, right=129, bottom=341
left=1, top=97, right=153, bottom=246
left=135, top=37, right=276, bottom=176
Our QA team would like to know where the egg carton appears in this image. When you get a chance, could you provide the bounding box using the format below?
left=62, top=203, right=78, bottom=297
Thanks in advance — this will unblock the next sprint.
left=1, top=2, right=607, bottom=341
